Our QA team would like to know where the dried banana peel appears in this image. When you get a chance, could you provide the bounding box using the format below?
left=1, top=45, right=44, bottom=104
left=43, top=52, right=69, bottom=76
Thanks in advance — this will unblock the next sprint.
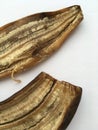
left=0, top=5, right=83, bottom=80
left=0, top=72, right=82, bottom=130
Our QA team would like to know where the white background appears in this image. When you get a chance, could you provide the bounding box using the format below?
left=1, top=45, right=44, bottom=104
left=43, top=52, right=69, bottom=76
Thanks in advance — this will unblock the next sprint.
left=0, top=0, right=98, bottom=130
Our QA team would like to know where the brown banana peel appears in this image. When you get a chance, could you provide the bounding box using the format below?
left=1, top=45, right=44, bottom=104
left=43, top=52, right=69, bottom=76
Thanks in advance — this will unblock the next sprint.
left=0, top=5, right=83, bottom=81
left=0, top=72, right=82, bottom=130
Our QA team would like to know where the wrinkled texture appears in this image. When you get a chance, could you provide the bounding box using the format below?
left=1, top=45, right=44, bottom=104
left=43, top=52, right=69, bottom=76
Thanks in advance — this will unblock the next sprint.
left=0, top=5, right=83, bottom=79
left=0, top=72, right=82, bottom=130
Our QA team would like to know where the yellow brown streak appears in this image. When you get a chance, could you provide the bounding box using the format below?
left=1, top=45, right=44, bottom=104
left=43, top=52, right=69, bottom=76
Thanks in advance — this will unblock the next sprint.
left=0, top=6, right=77, bottom=43
left=0, top=7, right=79, bottom=59
left=0, top=72, right=82, bottom=130
left=0, top=5, right=83, bottom=79
left=0, top=79, right=53, bottom=124
left=0, top=6, right=78, bottom=48
left=0, top=13, right=76, bottom=68
left=0, top=81, right=61, bottom=129
left=32, top=82, right=64, bottom=130
left=0, top=19, right=46, bottom=44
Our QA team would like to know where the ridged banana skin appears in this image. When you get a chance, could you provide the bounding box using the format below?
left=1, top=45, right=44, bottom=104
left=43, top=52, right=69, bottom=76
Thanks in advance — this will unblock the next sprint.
left=0, top=72, right=82, bottom=130
left=0, top=5, right=83, bottom=79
